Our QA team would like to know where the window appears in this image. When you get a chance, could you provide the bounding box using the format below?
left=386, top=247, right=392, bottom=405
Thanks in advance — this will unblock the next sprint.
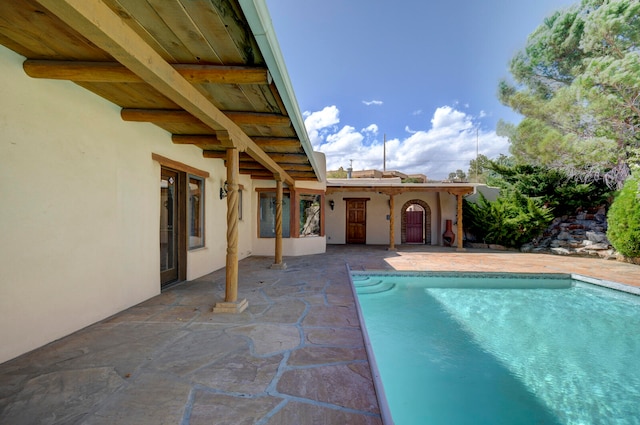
left=259, top=192, right=290, bottom=238
left=299, top=193, right=321, bottom=236
left=188, top=175, right=204, bottom=249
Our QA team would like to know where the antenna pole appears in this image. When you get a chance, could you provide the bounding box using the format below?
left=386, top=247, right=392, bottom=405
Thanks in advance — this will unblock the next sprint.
left=383, top=133, right=386, bottom=172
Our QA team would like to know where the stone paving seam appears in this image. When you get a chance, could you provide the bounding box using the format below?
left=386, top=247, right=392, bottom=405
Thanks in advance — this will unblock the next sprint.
left=269, top=394, right=381, bottom=417
left=179, top=386, right=196, bottom=425
left=253, top=398, right=289, bottom=425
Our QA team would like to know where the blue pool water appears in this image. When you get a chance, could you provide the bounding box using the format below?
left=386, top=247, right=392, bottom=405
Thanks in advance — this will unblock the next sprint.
left=351, top=272, right=640, bottom=425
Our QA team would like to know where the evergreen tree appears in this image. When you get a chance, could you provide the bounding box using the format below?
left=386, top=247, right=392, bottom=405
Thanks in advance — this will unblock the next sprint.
left=499, top=0, right=640, bottom=188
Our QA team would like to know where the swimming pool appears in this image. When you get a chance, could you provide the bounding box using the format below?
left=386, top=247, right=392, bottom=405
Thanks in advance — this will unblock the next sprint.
left=350, top=271, right=640, bottom=425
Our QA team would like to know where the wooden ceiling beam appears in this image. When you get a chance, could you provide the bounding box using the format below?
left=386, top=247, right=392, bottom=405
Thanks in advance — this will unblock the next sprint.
left=172, top=135, right=301, bottom=153
left=23, top=60, right=271, bottom=85
left=34, top=0, right=294, bottom=185
left=240, top=162, right=311, bottom=172
left=122, top=109, right=291, bottom=127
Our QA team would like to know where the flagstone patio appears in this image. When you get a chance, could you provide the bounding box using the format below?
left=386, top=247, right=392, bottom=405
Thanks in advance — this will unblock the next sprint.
left=1, top=245, right=639, bottom=424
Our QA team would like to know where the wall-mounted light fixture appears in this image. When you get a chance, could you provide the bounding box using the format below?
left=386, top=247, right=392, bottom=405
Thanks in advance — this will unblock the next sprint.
left=329, top=199, right=335, bottom=210
left=219, top=181, right=228, bottom=199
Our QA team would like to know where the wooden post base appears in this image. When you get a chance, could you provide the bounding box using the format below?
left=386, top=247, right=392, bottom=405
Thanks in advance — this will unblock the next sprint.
left=270, top=262, right=287, bottom=270
left=213, top=298, right=248, bottom=314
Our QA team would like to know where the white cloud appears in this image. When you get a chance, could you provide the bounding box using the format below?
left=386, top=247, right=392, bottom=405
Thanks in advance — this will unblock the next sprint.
left=412, top=109, right=423, bottom=116
left=362, top=124, right=378, bottom=134
left=362, top=99, right=383, bottom=106
left=305, top=105, right=509, bottom=179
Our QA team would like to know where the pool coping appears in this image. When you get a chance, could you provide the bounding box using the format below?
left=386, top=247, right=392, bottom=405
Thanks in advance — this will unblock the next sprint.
left=346, top=264, right=395, bottom=425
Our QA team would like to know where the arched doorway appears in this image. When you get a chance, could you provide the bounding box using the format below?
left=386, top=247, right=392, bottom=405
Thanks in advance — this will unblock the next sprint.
left=401, top=199, right=432, bottom=244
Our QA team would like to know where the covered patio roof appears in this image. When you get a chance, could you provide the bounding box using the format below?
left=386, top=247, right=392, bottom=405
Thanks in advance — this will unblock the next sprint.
left=326, top=179, right=476, bottom=196
left=0, top=0, right=320, bottom=185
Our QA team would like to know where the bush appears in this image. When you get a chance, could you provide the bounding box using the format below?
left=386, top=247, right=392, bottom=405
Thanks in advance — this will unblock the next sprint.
left=464, top=191, right=554, bottom=248
left=607, top=175, right=640, bottom=258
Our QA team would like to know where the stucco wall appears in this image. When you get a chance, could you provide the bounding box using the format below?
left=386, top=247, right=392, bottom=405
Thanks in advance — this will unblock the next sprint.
left=325, top=189, right=461, bottom=246
left=0, top=46, right=243, bottom=362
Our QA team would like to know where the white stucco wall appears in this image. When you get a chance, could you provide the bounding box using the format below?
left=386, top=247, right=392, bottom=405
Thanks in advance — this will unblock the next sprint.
left=0, top=46, right=241, bottom=363
left=325, top=189, right=461, bottom=246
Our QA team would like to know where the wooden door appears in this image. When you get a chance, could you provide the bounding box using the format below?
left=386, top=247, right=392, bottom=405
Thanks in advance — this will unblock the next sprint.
left=406, top=210, right=424, bottom=243
left=346, top=199, right=367, bottom=244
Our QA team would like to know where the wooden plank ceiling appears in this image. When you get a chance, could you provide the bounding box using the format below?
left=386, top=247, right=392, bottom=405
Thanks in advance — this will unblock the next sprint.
left=0, top=0, right=318, bottom=182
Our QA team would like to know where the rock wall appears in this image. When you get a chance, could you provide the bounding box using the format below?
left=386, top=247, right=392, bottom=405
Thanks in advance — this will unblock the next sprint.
left=520, top=206, right=616, bottom=258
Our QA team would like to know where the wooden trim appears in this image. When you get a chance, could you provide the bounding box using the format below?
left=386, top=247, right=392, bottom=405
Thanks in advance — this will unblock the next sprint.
left=152, top=153, right=210, bottom=178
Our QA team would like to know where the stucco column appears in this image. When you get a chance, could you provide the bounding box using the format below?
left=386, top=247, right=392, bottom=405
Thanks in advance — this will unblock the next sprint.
left=214, top=147, right=248, bottom=313
left=388, top=194, right=396, bottom=251
left=271, top=178, right=287, bottom=269
left=456, top=193, right=466, bottom=252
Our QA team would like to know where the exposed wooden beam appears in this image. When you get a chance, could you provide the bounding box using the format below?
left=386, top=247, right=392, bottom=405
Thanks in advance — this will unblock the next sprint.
left=34, top=0, right=294, bottom=185
left=23, top=60, right=271, bottom=85
left=203, top=150, right=310, bottom=165
left=122, top=109, right=201, bottom=124
left=122, top=109, right=291, bottom=128
left=172, top=135, right=301, bottom=151
left=240, top=162, right=311, bottom=172
left=249, top=170, right=317, bottom=178
left=172, top=134, right=220, bottom=146
left=252, top=137, right=301, bottom=150
left=223, top=112, right=291, bottom=127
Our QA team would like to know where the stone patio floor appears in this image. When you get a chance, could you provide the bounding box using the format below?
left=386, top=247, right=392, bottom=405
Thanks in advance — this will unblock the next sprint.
left=1, top=245, right=639, bottom=424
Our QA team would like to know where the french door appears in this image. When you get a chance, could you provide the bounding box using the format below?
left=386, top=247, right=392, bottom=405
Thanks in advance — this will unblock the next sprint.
left=160, top=167, right=185, bottom=287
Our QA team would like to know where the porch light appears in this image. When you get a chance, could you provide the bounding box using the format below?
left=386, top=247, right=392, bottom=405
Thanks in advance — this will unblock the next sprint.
left=219, top=181, right=228, bottom=199
left=329, top=199, right=335, bottom=210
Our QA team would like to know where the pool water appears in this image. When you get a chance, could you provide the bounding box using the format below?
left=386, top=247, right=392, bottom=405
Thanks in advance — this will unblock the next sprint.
left=351, top=272, right=640, bottom=425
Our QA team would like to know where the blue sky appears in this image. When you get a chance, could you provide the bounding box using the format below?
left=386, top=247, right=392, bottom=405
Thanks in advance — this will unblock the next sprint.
left=266, top=0, right=577, bottom=179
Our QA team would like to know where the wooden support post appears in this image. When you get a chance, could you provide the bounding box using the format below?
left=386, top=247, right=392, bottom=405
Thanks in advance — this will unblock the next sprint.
left=388, top=195, right=396, bottom=251
left=456, top=194, right=466, bottom=252
left=271, top=179, right=287, bottom=269
left=214, top=147, right=248, bottom=313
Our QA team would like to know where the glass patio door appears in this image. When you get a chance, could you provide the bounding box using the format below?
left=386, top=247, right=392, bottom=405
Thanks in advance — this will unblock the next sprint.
left=160, top=168, right=179, bottom=286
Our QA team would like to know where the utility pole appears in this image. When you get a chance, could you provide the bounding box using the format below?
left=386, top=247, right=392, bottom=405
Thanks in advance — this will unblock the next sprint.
left=383, top=133, right=386, bottom=173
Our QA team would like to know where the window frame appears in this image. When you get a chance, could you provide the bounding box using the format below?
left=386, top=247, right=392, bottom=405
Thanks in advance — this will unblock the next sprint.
left=256, top=187, right=325, bottom=239
left=187, top=174, right=205, bottom=250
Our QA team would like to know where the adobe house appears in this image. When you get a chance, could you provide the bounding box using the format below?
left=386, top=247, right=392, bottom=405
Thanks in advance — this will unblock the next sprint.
left=0, top=0, right=476, bottom=364
left=325, top=177, right=474, bottom=248
left=0, top=0, right=326, bottom=363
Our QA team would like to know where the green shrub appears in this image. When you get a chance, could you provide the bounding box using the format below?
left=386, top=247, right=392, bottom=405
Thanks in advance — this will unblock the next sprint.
left=607, top=175, right=640, bottom=258
left=464, top=191, right=554, bottom=248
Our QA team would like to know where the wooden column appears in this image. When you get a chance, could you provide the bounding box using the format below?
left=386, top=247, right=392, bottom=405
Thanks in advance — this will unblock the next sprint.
left=456, top=193, right=466, bottom=252
left=213, top=147, right=248, bottom=313
left=388, top=194, right=396, bottom=251
left=271, top=179, right=287, bottom=269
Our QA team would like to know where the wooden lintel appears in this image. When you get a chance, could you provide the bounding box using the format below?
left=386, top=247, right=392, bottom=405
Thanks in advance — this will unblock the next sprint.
left=23, top=60, right=271, bottom=85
